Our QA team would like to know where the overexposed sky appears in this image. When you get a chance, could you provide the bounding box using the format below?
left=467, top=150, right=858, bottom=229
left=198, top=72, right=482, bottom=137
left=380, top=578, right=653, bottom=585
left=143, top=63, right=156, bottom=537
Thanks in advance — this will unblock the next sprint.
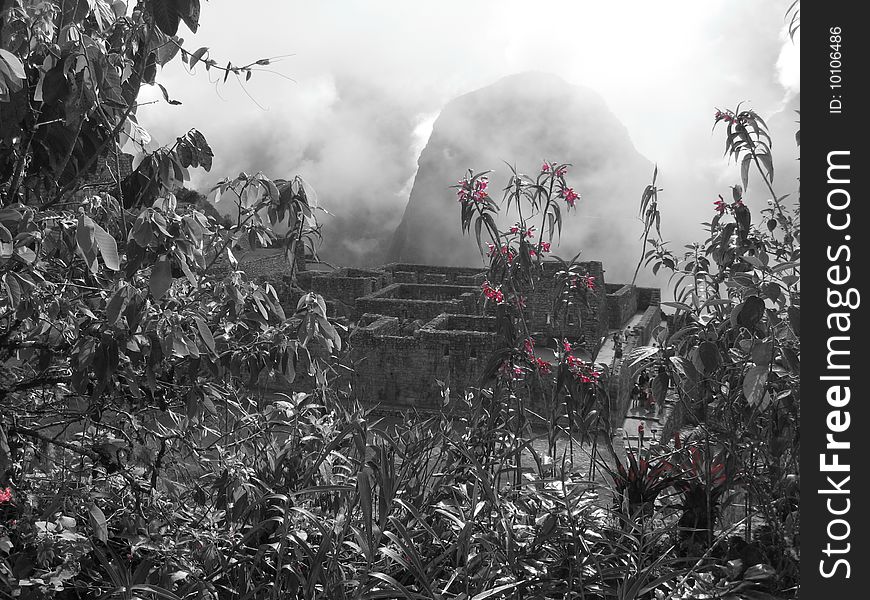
left=137, top=0, right=800, bottom=264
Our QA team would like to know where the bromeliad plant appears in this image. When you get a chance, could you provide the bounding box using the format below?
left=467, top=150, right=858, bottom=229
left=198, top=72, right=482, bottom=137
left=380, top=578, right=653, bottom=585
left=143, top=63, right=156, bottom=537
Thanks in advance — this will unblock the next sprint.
left=671, top=442, right=731, bottom=555
left=605, top=426, right=678, bottom=519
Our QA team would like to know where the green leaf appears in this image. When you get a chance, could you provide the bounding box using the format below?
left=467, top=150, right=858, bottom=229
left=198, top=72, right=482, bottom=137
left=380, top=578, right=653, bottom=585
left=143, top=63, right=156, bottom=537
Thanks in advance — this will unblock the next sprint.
left=736, top=296, right=765, bottom=329
left=787, top=305, right=800, bottom=336
left=76, top=214, right=96, bottom=256
left=758, top=152, right=775, bottom=183
left=149, top=256, right=173, bottom=299
left=179, top=0, right=201, bottom=34
left=3, top=274, right=21, bottom=309
left=189, top=46, right=208, bottom=68
left=88, top=503, right=108, bottom=543
left=743, top=365, right=768, bottom=406
left=0, top=49, right=26, bottom=80
left=470, top=582, right=526, bottom=600
left=751, top=340, right=773, bottom=366
left=93, top=223, right=120, bottom=270
left=195, top=317, right=216, bottom=354
left=662, top=301, right=693, bottom=312
left=105, top=286, right=129, bottom=325
left=152, top=0, right=180, bottom=36
left=743, top=563, right=776, bottom=581
left=696, top=341, right=721, bottom=374
left=741, top=154, right=751, bottom=190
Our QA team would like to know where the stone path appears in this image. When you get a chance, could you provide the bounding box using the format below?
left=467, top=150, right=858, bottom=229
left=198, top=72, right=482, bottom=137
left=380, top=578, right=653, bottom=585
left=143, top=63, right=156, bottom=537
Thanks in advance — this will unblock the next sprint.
left=594, top=311, right=647, bottom=366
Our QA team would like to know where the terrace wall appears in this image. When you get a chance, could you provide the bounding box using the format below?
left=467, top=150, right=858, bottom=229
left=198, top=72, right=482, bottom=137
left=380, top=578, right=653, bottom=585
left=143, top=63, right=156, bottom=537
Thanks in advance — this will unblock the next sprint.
left=349, top=313, right=498, bottom=409
left=356, top=283, right=478, bottom=322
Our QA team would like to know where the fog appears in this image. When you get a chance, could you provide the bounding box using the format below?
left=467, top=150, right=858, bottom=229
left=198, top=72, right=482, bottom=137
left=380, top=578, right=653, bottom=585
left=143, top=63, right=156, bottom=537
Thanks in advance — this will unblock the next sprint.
left=137, top=0, right=800, bottom=275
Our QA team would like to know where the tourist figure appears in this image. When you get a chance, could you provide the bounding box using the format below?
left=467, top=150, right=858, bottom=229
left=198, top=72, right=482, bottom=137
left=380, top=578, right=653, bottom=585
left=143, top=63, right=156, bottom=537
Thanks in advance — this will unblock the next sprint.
left=630, top=382, right=642, bottom=411
left=613, top=330, right=623, bottom=358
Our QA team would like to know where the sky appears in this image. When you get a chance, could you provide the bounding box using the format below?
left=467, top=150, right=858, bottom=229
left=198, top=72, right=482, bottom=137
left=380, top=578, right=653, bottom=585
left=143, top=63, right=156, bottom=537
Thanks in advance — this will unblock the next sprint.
left=136, top=0, right=800, bottom=267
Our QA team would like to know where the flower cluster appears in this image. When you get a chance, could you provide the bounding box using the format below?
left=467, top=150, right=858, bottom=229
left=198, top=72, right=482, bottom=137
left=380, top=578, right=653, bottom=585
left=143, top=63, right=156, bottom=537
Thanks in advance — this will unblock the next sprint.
left=562, top=187, right=580, bottom=208
left=456, top=176, right=489, bottom=204
left=566, top=354, right=601, bottom=383
left=714, top=109, right=738, bottom=124
left=528, top=240, right=552, bottom=258
left=481, top=280, right=504, bottom=303
left=509, top=223, right=536, bottom=238
left=536, top=358, right=552, bottom=375
left=713, top=197, right=746, bottom=215
left=571, top=274, right=596, bottom=291
left=498, top=360, right=525, bottom=382
left=542, top=161, right=568, bottom=176
left=0, top=487, right=12, bottom=503
left=486, top=243, right=517, bottom=264
left=518, top=338, right=553, bottom=376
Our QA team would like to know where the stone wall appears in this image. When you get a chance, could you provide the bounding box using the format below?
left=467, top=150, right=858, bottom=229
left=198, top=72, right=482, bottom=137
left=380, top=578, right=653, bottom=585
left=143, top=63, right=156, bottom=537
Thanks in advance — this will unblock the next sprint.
left=356, top=283, right=478, bottom=322
left=349, top=312, right=498, bottom=409
left=606, top=284, right=638, bottom=329
left=523, top=261, right=608, bottom=349
left=308, top=267, right=392, bottom=316
left=636, top=286, right=662, bottom=309
left=382, top=263, right=485, bottom=284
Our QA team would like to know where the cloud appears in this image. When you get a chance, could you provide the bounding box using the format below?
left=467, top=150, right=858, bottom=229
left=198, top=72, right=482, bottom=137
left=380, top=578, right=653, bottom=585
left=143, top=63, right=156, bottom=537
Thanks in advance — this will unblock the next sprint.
left=135, top=0, right=799, bottom=268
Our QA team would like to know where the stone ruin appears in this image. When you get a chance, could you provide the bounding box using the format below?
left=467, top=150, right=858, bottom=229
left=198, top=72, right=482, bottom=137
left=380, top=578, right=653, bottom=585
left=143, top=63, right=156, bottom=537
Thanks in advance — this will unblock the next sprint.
left=251, top=259, right=665, bottom=425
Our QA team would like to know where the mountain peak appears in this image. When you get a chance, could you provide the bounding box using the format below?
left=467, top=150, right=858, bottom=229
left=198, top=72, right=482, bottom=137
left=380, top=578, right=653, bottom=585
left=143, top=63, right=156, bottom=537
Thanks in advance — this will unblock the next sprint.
left=388, top=72, right=652, bottom=281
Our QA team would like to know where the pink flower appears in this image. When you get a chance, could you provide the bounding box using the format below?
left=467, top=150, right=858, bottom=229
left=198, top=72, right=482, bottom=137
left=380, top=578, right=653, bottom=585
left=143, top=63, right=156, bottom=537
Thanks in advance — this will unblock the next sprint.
left=540, top=241, right=551, bottom=253
left=0, top=488, right=12, bottom=503
left=562, top=339, right=572, bottom=353
left=715, top=109, right=736, bottom=124
left=498, top=360, right=525, bottom=381
left=564, top=353, right=601, bottom=384
left=713, top=198, right=727, bottom=214
left=522, top=338, right=535, bottom=356
left=457, top=177, right=490, bottom=204
left=571, top=275, right=595, bottom=291
left=556, top=165, right=568, bottom=176
left=481, top=281, right=505, bottom=304
left=563, top=187, right=579, bottom=208
left=536, top=357, right=553, bottom=375
left=541, top=162, right=550, bottom=172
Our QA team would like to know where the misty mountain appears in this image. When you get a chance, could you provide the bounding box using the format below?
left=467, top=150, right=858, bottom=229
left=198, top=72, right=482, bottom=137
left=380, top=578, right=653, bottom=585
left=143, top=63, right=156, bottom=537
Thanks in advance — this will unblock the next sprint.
left=387, top=72, right=654, bottom=282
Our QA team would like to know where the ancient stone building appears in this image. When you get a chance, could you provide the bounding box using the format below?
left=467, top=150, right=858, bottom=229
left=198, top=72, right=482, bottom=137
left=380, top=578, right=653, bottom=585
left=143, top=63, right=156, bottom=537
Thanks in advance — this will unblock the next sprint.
left=228, top=249, right=661, bottom=426
left=298, top=261, right=660, bottom=417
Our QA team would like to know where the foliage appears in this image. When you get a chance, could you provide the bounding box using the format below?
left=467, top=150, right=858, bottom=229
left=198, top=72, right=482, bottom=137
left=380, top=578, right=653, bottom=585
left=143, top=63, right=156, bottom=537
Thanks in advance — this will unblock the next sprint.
left=624, top=101, right=800, bottom=595
left=0, top=1, right=799, bottom=598
left=1, top=2, right=337, bottom=597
